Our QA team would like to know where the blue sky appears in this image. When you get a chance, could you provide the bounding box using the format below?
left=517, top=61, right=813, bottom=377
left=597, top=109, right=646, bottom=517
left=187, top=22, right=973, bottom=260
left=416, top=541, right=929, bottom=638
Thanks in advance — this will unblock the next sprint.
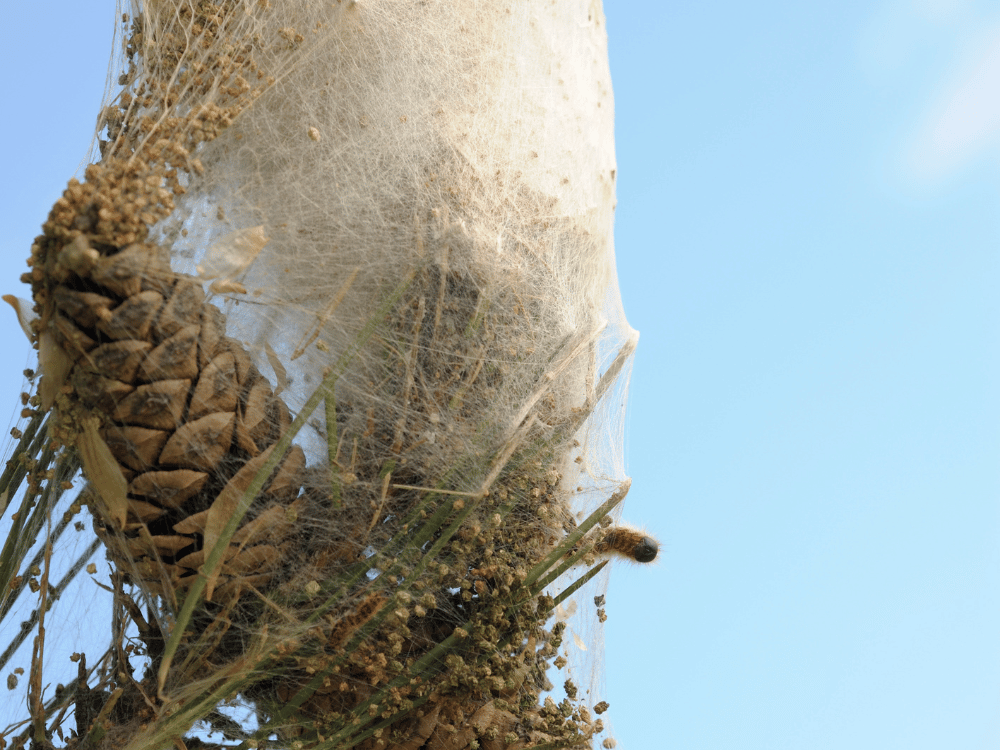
left=2, top=2, right=999, bottom=749
left=603, top=2, right=1000, bottom=748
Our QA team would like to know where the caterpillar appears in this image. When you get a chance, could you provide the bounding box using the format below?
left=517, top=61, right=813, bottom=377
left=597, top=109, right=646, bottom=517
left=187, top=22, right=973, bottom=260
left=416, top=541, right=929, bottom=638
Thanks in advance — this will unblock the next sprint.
left=595, top=525, right=659, bottom=564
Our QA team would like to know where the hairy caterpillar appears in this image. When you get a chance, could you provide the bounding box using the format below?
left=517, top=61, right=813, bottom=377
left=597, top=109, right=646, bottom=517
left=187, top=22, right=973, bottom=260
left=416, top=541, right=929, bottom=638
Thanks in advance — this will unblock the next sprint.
left=595, top=525, right=659, bottom=564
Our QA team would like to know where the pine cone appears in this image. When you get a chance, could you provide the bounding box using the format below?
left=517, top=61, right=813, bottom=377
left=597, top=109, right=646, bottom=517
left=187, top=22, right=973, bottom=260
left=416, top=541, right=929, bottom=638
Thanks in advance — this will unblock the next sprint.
left=43, top=237, right=306, bottom=605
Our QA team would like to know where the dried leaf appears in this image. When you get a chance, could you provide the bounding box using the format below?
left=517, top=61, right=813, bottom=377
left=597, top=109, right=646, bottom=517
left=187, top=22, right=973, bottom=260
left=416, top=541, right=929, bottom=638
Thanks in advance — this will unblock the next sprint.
left=231, top=502, right=293, bottom=546
left=77, top=419, right=129, bottom=529
left=554, top=600, right=577, bottom=622
left=196, top=225, right=268, bottom=280
left=37, top=331, right=73, bottom=411
left=208, top=279, right=247, bottom=295
left=3, top=294, right=37, bottom=341
left=265, top=445, right=304, bottom=501
left=203, top=444, right=276, bottom=552
left=242, top=380, right=271, bottom=444
left=264, top=339, right=287, bottom=397
left=203, top=444, right=277, bottom=599
left=234, top=414, right=261, bottom=456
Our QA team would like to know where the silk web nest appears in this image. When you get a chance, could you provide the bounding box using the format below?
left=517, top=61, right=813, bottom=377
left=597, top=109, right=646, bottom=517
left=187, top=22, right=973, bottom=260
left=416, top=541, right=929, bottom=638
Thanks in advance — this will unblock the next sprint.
left=8, top=1, right=650, bottom=748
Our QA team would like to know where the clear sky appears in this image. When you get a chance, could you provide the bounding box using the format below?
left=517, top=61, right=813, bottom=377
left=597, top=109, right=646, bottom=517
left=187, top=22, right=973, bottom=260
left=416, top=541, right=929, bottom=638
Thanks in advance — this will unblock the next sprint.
left=2, top=2, right=999, bottom=749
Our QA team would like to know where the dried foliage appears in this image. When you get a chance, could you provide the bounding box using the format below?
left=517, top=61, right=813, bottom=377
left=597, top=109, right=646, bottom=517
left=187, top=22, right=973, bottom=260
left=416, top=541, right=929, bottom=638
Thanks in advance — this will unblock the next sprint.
left=1, top=2, right=650, bottom=749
